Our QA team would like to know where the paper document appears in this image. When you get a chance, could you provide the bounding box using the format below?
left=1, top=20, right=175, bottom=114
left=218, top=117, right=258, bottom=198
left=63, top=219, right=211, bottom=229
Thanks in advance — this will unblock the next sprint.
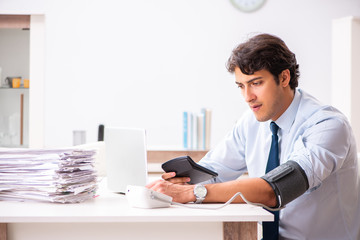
left=0, top=148, right=98, bottom=203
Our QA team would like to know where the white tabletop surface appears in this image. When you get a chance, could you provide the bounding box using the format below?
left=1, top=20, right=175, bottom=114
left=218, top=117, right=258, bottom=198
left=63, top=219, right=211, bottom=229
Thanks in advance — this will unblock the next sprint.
left=0, top=178, right=273, bottom=223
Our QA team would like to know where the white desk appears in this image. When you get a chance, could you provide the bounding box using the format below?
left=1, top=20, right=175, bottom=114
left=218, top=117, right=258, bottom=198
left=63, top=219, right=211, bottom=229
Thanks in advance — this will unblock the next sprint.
left=0, top=179, right=273, bottom=240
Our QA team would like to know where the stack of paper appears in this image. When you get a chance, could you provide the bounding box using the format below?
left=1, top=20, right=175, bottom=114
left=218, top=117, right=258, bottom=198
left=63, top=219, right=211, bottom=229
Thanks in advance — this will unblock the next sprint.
left=0, top=148, right=98, bottom=203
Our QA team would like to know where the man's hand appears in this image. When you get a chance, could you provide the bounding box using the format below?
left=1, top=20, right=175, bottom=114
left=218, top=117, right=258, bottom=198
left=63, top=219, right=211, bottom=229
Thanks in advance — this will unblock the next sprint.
left=161, top=171, right=191, bottom=185
left=146, top=179, right=196, bottom=203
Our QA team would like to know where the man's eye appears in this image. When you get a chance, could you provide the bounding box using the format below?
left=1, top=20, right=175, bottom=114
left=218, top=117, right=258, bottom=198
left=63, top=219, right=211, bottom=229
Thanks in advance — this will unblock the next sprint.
left=252, top=81, right=261, bottom=86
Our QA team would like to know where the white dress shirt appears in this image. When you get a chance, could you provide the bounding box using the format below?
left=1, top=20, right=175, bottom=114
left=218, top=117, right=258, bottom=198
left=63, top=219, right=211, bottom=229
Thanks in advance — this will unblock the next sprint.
left=199, top=89, right=360, bottom=240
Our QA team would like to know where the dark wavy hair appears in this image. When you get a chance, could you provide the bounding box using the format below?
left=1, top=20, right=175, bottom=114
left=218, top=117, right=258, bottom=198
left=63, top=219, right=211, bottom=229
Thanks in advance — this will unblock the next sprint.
left=226, top=33, right=300, bottom=89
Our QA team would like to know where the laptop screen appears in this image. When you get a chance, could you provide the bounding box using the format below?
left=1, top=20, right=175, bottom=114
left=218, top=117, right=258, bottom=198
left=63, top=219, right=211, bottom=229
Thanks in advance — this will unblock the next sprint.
left=105, top=127, right=148, bottom=193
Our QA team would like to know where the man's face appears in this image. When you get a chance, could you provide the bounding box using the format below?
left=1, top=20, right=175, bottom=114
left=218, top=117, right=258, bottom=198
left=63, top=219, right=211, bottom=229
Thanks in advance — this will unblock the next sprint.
left=235, top=68, right=290, bottom=122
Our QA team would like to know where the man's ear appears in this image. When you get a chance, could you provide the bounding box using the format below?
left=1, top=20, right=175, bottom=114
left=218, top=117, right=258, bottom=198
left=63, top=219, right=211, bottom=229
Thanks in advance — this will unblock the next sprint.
left=280, top=69, right=291, bottom=87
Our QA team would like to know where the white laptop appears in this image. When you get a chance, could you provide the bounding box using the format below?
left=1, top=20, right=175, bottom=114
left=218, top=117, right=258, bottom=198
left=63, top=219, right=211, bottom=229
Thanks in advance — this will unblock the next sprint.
left=104, top=127, right=148, bottom=193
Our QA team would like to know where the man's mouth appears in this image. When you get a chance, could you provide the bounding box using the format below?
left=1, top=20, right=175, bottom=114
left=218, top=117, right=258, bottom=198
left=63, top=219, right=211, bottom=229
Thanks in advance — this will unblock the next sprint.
left=250, top=104, right=262, bottom=112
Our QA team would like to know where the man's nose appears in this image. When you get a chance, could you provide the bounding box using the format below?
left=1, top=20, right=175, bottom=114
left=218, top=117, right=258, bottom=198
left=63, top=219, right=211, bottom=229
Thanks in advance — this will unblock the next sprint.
left=243, top=87, right=255, bottom=102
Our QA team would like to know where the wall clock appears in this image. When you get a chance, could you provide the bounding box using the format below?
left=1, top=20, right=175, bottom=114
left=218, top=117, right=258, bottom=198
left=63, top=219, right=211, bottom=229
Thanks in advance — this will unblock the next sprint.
left=230, top=0, right=266, bottom=13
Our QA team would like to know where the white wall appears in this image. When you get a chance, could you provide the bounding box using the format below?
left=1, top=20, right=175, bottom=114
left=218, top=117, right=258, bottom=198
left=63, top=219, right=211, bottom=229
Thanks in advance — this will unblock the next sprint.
left=332, top=17, right=360, bottom=150
left=1, top=0, right=360, bottom=149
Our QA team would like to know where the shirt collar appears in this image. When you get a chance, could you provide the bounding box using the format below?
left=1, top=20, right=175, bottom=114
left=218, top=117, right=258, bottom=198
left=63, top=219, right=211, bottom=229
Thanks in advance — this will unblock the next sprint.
left=273, top=89, right=302, bottom=133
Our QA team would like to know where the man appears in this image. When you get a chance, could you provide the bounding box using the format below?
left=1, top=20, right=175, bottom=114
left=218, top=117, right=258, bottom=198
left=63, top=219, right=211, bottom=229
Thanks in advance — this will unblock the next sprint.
left=147, top=33, right=360, bottom=239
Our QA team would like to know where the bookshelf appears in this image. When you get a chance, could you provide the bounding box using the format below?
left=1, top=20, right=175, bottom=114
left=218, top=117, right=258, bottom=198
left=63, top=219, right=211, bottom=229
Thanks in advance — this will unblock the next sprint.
left=147, top=150, right=208, bottom=164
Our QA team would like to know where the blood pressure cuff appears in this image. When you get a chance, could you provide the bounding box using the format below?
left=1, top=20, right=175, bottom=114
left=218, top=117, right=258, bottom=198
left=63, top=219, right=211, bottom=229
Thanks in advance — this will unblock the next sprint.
left=261, top=160, right=309, bottom=208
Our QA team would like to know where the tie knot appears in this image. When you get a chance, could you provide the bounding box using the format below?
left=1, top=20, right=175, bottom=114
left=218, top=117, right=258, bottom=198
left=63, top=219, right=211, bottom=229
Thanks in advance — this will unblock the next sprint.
left=270, top=122, right=279, bottom=135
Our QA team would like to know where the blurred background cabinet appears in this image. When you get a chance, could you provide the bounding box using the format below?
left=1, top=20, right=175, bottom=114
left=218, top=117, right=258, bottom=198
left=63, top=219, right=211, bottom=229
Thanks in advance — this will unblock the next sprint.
left=0, top=15, right=30, bottom=147
left=0, top=14, right=45, bottom=148
left=0, top=88, right=29, bottom=147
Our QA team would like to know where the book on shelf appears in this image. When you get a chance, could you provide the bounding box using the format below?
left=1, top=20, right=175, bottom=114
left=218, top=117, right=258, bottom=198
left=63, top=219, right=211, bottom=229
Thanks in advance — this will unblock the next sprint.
left=197, top=112, right=204, bottom=150
left=203, top=108, right=212, bottom=150
left=183, top=108, right=211, bottom=150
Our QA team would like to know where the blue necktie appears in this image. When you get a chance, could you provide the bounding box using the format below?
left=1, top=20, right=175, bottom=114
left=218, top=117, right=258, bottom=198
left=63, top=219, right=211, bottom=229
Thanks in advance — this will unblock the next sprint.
left=263, top=121, right=280, bottom=240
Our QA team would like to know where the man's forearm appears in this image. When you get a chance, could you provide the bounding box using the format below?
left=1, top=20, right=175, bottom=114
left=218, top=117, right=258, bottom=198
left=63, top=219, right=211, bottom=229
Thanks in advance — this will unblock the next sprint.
left=203, top=178, right=277, bottom=207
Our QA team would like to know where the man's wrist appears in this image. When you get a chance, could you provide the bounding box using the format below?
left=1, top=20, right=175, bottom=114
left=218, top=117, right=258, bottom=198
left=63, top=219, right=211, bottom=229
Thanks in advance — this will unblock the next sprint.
left=189, top=185, right=197, bottom=202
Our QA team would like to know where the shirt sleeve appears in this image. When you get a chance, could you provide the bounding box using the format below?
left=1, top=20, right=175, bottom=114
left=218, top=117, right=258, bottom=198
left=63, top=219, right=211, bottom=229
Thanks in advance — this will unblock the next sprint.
left=288, top=113, right=353, bottom=191
left=198, top=118, right=248, bottom=183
